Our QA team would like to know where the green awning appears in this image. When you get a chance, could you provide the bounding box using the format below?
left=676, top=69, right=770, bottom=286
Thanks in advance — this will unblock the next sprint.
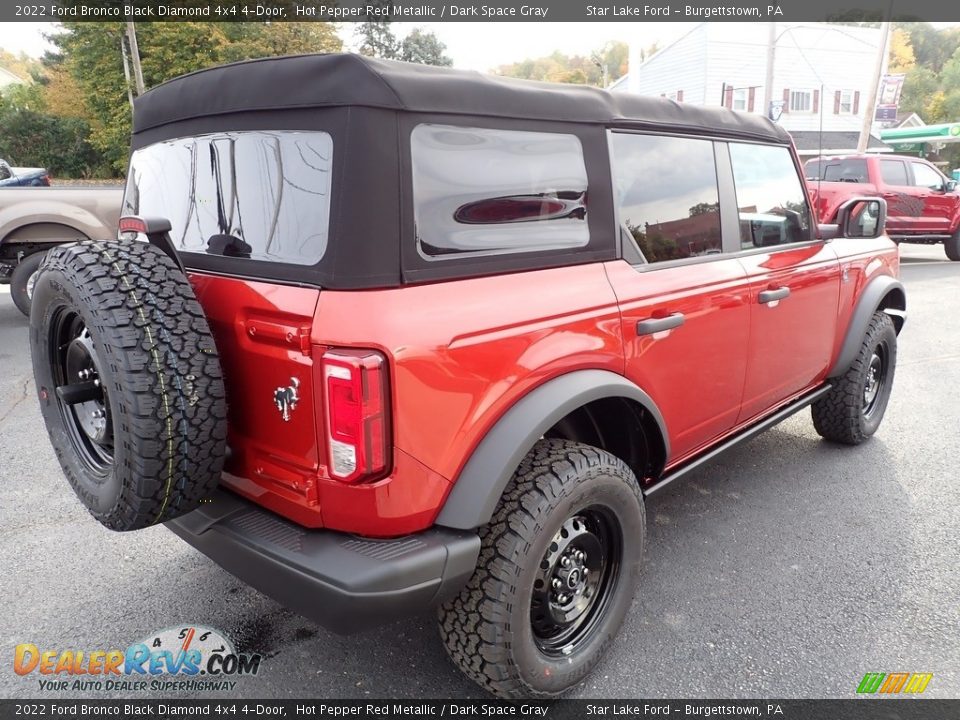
left=880, top=123, right=960, bottom=143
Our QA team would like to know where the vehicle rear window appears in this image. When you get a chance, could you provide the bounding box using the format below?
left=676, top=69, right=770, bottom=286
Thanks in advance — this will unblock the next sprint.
left=610, top=132, right=722, bottom=263
left=806, top=158, right=868, bottom=183
left=410, top=124, right=589, bottom=259
left=123, top=131, right=333, bottom=265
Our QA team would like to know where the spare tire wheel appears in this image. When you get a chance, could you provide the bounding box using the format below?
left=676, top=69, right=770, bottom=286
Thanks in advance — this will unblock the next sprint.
left=30, top=241, right=228, bottom=531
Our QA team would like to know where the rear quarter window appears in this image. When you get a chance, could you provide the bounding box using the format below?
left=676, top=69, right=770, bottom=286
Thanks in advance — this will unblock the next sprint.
left=123, top=131, right=333, bottom=265
left=410, top=124, right=589, bottom=259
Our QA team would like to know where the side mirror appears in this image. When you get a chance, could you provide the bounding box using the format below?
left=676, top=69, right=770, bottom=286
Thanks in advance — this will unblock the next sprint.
left=836, top=197, right=887, bottom=239
left=946, top=180, right=958, bottom=192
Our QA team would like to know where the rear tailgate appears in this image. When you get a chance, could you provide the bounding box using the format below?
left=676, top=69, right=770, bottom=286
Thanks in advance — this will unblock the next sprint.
left=190, top=273, right=324, bottom=527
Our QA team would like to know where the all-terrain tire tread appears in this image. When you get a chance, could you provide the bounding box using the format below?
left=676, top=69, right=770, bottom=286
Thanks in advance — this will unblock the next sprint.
left=36, top=241, right=227, bottom=530
left=811, top=311, right=895, bottom=445
left=437, top=438, right=642, bottom=699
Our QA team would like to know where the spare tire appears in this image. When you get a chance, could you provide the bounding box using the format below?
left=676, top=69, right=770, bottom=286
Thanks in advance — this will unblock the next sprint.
left=30, top=241, right=227, bottom=531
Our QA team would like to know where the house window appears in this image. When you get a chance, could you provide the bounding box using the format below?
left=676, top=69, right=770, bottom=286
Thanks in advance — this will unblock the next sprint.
left=790, top=90, right=813, bottom=113
left=732, top=88, right=748, bottom=111
left=839, top=90, right=854, bottom=114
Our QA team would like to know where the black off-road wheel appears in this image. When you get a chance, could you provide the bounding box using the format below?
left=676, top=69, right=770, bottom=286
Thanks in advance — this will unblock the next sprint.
left=812, top=312, right=897, bottom=445
left=10, top=250, right=46, bottom=317
left=945, top=230, right=960, bottom=262
left=438, top=439, right=645, bottom=699
left=30, top=241, right=228, bottom=531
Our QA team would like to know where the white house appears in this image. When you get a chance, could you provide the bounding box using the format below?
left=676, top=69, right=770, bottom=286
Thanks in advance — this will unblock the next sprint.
left=0, top=66, right=25, bottom=90
left=611, top=23, right=891, bottom=155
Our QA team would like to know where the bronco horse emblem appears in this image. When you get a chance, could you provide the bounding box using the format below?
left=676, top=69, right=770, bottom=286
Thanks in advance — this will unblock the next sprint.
left=273, top=377, right=300, bottom=422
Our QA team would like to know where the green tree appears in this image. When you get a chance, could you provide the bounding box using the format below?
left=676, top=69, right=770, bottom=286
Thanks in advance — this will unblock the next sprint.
left=48, top=21, right=343, bottom=174
left=400, top=29, right=452, bottom=67
left=354, top=19, right=400, bottom=60
left=496, top=41, right=634, bottom=87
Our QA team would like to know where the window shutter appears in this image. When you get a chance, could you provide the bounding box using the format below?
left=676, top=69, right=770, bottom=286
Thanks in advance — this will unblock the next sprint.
left=748, top=87, right=756, bottom=112
left=782, top=88, right=790, bottom=113
left=853, top=91, right=861, bottom=115
left=724, top=86, right=734, bottom=109
left=834, top=90, right=841, bottom=114
left=677, top=89, right=684, bottom=102
left=813, top=89, right=820, bottom=114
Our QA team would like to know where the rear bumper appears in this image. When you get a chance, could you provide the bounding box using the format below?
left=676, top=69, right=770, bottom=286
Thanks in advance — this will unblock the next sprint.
left=166, top=489, right=480, bottom=633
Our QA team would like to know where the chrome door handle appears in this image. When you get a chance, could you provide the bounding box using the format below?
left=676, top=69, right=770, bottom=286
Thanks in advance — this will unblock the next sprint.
left=758, top=287, right=790, bottom=304
left=636, top=312, right=685, bottom=336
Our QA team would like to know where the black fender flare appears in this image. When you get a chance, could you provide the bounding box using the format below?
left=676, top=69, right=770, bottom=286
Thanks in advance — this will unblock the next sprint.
left=434, top=369, right=669, bottom=530
left=829, top=275, right=906, bottom=378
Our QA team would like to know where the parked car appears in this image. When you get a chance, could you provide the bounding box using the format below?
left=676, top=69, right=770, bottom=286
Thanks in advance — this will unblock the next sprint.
left=0, top=186, right=122, bottom=315
left=806, top=153, right=960, bottom=260
left=0, top=158, right=50, bottom=187
left=28, top=54, right=905, bottom=699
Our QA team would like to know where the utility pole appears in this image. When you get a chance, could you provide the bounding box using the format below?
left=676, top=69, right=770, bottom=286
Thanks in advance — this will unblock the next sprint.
left=120, top=35, right=135, bottom=113
left=857, top=21, right=892, bottom=153
left=126, top=21, right=145, bottom=96
left=763, top=21, right=776, bottom=120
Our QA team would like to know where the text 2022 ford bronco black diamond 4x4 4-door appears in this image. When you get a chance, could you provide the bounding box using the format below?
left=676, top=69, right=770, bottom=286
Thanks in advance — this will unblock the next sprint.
left=29, top=54, right=905, bottom=698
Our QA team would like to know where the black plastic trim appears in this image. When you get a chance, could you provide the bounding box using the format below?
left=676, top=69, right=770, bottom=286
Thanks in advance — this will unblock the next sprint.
left=643, top=384, right=833, bottom=497
left=435, top=369, right=669, bottom=530
left=829, top=275, right=906, bottom=378
left=166, top=489, right=480, bottom=634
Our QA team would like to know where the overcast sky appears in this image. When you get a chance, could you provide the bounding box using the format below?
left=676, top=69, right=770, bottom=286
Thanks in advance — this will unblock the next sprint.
left=0, top=21, right=691, bottom=72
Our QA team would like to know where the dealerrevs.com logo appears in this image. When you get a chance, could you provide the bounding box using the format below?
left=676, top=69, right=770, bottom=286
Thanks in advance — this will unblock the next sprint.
left=14, top=625, right=262, bottom=692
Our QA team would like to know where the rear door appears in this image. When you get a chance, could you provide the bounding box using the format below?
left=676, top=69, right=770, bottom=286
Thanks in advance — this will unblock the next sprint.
left=124, top=129, right=335, bottom=518
left=605, top=131, right=752, bottom=464
left=726, top=142, right=840, bottom=423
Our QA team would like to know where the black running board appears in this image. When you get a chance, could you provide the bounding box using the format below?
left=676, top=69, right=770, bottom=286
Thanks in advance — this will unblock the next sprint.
left=642, top=384, right=833, bottom=498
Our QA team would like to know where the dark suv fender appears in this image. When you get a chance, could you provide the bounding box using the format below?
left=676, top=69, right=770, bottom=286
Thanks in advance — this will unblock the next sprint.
left=829, top=275, right=906, bottom=378
left=434, top=369, right=669, bottom=530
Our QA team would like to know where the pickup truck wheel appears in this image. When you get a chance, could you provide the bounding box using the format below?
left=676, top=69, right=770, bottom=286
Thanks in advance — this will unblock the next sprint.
left=812, top=312, right=897, bottom=445
left=945, top=231, right=960, bottom=261
left=30, top=241, right=227, bottom=531
left=10, top=251, right=46, bottom=317
left=438, top=439, right=645, bottom=699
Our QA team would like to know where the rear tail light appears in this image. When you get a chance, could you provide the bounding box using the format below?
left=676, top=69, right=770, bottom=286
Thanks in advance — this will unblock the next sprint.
left=322, top=349, right=390, bottom=483
left=118, top=216, right=146, bottom=242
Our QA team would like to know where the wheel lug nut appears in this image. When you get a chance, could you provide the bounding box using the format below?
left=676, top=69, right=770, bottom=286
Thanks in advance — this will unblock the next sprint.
left=561, top=556, right=570, bottom=567
left=552, top=578, right=561, bottom=589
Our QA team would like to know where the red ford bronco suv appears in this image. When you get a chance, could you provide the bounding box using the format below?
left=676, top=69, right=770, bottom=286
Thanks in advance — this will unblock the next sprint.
left=29, top=54, right=905, bottom=698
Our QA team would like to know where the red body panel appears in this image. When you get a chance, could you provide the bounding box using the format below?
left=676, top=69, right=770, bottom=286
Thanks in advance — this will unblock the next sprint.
left=735, top=243, right=840, bottom=423
left=603, top=259, right=750, bottom=462
left=807, top=154, right=960, bottom=235
left=188, top=234, right=897, bottom=537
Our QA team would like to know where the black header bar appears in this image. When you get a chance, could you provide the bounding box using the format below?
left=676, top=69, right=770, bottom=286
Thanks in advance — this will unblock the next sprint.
left=5, top=0, right=960, bottom=23
left=1, top=699, right=959, bottom=720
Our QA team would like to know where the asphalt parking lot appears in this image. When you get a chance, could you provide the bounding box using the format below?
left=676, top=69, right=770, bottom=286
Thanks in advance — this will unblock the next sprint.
left=1, top=244, right=958, bottom=700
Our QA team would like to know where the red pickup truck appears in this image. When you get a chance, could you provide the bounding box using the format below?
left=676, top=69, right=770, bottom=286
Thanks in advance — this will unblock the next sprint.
left=806, top=154, right=960, bottom=260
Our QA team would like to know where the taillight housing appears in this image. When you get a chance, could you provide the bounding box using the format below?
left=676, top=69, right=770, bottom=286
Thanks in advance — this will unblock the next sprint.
left=322, top=349, right=390, bottom=484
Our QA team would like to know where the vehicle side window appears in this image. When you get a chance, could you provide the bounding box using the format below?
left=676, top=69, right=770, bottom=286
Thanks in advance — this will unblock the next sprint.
left=880, top=159, right=909, bottom=186
left=609, top=133, right=722, bottom=263
left=910, top=162, right=944, bottom=190
left=410, top=125, right=589, bottom=259
left=728, top=143, right=812, bottom=250
left=0, top=162, right=10, bottom=181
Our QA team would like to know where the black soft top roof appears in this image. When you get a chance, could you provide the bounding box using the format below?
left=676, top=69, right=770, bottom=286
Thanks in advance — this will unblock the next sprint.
left=133, top=53, right=790, bottom=144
